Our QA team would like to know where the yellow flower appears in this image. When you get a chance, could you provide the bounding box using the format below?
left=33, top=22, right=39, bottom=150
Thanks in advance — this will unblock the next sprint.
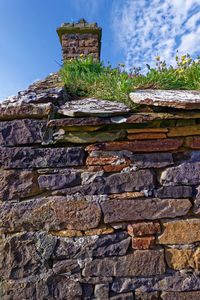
left=188, top=57, right=192, bottom=61
left=133, top=66, right=136, bottom=69
left=182, top=60, right=188, bottom=64
left=80, top=53, right=84, bottom=57
left=155, top=56, right=160, bottom=60
left=181, top=55, right=186, bottom=60
left=69, top=58, right=73, bottom=62
left=179, top=69, right=184, bottom=73
left=118, top=63, right=125, bottom=67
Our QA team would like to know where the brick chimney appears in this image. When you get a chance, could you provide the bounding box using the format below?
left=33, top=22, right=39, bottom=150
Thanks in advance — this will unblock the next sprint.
left=57, top=18, right=102, bottom=62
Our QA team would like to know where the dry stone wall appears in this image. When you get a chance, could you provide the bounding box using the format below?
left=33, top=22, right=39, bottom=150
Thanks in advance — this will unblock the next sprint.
left=1, top=85, right=200, bottom=299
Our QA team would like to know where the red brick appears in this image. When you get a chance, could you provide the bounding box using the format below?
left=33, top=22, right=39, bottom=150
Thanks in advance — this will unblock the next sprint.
left=132, top=236, right=155, bottom=249
left=109, top=192, right=145, bottom=199
left=127, top=222, right=161, bottom=236
left=186, top=136, right=200, bottom=149
left=86, top=156, right=119, bottom=165
left=103, top=164, right=128, bottom=172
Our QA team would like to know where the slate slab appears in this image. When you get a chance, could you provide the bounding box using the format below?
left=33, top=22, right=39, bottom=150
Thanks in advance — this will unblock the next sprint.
left=58, top=98, right=130, bottom=117
left=130, top=90, right=200, bottom=110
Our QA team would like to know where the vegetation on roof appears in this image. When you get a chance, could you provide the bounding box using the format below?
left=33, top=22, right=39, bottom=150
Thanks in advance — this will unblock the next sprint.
left=61, top=54, right=200, bottom=107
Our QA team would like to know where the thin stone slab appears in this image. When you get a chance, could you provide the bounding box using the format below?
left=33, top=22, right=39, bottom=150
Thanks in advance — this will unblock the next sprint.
left=0, top=102, right=53, bottom=120
left=130, top=90, right=200, bottom=110
left=58, top=98, right=130, bottom=117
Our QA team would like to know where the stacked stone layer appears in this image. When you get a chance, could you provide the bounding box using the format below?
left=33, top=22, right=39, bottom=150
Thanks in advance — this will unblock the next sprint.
left=1, top=88, right=200, bottom=299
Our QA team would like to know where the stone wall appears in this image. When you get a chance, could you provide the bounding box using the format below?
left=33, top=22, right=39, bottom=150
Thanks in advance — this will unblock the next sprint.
left=1, top=86, right=200, bottom=299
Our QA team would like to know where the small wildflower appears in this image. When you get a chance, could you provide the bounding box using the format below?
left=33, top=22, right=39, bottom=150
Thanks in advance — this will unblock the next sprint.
left=188, top=58, right=192, bottom=61
left=80, top=53, right=84, bottom=57
left=179, top=69, right=184, bottom=73
left=181, top=55, right=186, bottom=60
left=69, top=58, right=73, bottom=62
left=182, top=60, right=188, bottom=64
left=133, top=66, right=136, bottom=69
left=155, top=56, right=160, bottom=60
left=118, top=63, right=125, bottom=67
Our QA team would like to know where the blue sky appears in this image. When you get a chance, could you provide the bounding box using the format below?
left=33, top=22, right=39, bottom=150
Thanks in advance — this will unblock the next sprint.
left=0, top=0, right=200, bottom=101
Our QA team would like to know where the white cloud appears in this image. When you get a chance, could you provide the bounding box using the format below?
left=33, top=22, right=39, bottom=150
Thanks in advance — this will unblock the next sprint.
left=111, top=0, right=200, bottom=71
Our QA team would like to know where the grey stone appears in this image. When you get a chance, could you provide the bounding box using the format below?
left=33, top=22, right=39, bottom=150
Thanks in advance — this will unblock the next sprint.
left=38, top=172, right=81, bottom=191
left=0, top=231, right=57, bottom=280
left=0, top=146, right=84, bottom=169
left=58, top=97, right=130, bottom=117
left=1, top=87, right=65, bottom=107
left=54, top=231, right=131, bottom=259
left=0, top=119, right=46, bottom=145
left=0, top=195, right=101, bottom=233
left=159, top=162, right=200, bottom=185
left=154, top=186, right=193, bottom=199
left=0, top=102, right=53, bottom=120
left=101, top=198, right=191, bottom=223
left=130, top=153, right=173, bottom=169
left=161, top=291, right=200, bottom=300
left=94, top=283, right=109, bottom=299
left=53, top=259, right=80, bottom=275
left=110, top=292, right=134, bottom=300
left=111, top=273, right=200, bottom=293
left=130, top=90, right=200, bottom=110
left=79, top=276, right=113, bottom=284
left=135, top=291, right=159, bottom=299
left=83, top=250, right=165, bottom=277
left=83, top=170, right=155, bottom=195
left=82, top=284, right=93, bottom=299
left=0, top=170, right=40, bottom=201
left=193, top=186, right=200, bottom=214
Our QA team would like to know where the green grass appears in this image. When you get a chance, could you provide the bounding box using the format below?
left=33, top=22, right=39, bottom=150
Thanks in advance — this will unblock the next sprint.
left=61, top=53, right=200, bottom=107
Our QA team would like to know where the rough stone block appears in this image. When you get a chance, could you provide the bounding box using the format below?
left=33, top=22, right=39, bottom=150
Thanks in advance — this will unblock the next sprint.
left=54, top=232, right=131, bottom=259
left=132, top=236, right=155, bottom=249
left=130, top=152, right=174, bottom=168
left=161, top=291, right=200, bottom=300
left=83, top=250, right=165, bottom=277
left=110, top=293, right=134, bottom=300
left=127, top=222, right=161, bottom=236
left=0, top=196, right=101, bottom=233
left=135, top=291, right=159, bottom=299
left=0, top=231, right=57, bottom=280
left=94, top=283, right=109, bottom=299
left=0, top=119, right=46, bottom=145
left=159, top=162, right=200, bottom=185
left=0, top=146, right=85, bottom=169
left=165, top=248, right=200, bottom=270
left=101, top=198, right=191, bottom=223
left=112, top=273, right=200, bottom=293
left=82, top=169, right=155, bottom=195
left=38, top=171, right=81, bottom=191
left=0, top=170, right=40, bottom=201
left=0, top=102, right=53, bottom=120
left=193, top=185, right=200, bottom=214
left=154, top=186, right=193, bottom=198
left=158, top=219, right=200, bottom=244
left=85, top=138, right=183, bottom=152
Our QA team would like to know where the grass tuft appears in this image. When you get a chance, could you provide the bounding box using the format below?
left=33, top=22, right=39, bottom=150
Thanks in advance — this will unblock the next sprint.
left=61, top=53, right=200, bottom=107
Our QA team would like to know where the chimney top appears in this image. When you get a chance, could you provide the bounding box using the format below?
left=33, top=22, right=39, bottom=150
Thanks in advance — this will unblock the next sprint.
left=57, top=20, right=102, bottom=62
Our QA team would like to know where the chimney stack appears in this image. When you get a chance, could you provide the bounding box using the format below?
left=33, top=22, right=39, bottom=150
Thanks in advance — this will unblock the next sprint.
left=57, top=19, right=102, bottom=62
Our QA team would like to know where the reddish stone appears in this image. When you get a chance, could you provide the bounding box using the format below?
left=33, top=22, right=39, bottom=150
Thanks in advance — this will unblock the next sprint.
left=132, top=236, right=155, bottom=249
left=127, top=133, right=166, bottom=140
left=127, top=222, right=161, bottom=236
left=87, top=166, right=103, bottom=172
left=103, top=163, right=128, bottom=173
left=126, top=128, right=168, bottom=133
left=86, top=156, right=119, bottom=165
left=186, top=136, right=200, bottom=149
left=109, top=192, right=145, bottom=199
left=85, top=138, right=183, bottom=152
